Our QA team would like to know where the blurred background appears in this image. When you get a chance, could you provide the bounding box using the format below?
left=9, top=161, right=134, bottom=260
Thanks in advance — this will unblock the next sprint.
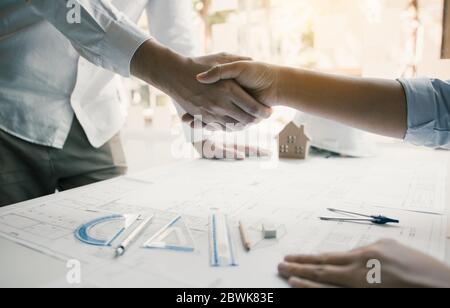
left=121, top=0, right=450, bottom=172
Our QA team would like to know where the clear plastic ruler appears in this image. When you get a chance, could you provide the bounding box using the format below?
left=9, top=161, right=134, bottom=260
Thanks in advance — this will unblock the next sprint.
left=209, top=210, right=238, bottom=267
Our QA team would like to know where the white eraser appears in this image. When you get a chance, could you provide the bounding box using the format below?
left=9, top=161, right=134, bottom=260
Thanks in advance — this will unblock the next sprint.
left=262, top=223, right=277, bottom=239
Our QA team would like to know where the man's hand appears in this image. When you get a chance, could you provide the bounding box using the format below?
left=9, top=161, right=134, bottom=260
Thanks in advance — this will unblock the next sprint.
left=197, top=61, right=279, bottom=107
left=278, top=239, right=450, bottom=288
left=131, top=40, right=272, bottom=129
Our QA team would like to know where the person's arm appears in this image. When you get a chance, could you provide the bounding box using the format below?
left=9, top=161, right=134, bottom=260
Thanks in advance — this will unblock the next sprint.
left=29, top=0, right=150, bottom=77
left=29, top=0, right=271, bottom=128
left=197, top=62, right=407, bottom=139
left=278, top=68, right=407, bottom=139
left=278, top=239, right=450, bottom=288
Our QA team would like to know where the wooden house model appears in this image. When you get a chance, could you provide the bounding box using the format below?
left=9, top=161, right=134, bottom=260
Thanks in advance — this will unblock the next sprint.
left=278, top=122, right=311, bottom=159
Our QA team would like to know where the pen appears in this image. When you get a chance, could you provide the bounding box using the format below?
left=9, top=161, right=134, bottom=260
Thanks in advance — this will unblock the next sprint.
left=115, top=215, right=154, bottom=257
left=239, top=221, right=252, bottom=252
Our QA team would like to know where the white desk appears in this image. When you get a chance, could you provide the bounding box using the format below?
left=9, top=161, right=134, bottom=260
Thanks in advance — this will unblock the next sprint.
left=0, top=144, right=449, bottom=288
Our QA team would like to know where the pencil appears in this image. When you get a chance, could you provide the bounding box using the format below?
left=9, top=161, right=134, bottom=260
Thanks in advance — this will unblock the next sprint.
left=239, top=221, right=252, bottom=252
left=115, top=215, right=154, bottom=257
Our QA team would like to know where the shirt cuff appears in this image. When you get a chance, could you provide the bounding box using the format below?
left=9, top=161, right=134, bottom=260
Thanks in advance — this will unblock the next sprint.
left=398, top=78, right=437, bottom=147
left=101, top=17, right=152, bottom=77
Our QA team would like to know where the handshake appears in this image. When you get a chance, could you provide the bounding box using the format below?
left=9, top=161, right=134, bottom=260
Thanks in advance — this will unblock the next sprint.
left=131, top=38, right=408, bottom=158
left=131, top=40, right=279, bottom=132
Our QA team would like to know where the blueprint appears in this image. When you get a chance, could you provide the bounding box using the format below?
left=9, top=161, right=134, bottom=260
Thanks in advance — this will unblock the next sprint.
left=0, top=145, right=448, bottom=287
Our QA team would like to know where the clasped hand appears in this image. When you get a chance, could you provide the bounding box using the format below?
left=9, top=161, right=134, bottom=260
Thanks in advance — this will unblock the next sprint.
left=180, top=55, right=276, bottom=130
left=131, top=40, right=274, bottom=130
left=131, top=41, right=275, bottom=158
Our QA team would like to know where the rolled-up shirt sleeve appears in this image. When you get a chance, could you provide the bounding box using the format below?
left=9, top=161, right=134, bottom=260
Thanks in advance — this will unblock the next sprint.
left=29, top=0, right=152, bottom=77
left=398, top=78, right=450, bottom=149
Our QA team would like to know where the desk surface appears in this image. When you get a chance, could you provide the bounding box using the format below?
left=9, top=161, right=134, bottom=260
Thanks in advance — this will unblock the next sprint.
left=0, top=144, right=449, bottom=288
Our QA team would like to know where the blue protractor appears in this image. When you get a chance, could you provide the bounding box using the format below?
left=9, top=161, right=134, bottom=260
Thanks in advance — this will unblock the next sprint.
left=75, top=215, right=126, bottom=247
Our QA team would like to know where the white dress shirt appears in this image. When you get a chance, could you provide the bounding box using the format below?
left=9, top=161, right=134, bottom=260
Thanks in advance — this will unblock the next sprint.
left=0, top=0, right=196, bottom=148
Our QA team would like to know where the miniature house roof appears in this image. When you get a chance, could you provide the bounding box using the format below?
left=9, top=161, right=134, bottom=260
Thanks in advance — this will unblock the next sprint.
left=280, top=121, right=311, bottom=141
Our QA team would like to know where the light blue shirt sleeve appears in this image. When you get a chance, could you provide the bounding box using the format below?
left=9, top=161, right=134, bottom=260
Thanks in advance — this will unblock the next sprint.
left=29, top=0, right=152, bottom=77
left=398, top=78, right=450, bottom=149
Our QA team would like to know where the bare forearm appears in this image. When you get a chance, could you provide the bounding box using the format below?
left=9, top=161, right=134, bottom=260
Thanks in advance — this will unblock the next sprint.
left=277, top=67, right=408, bottom=139
left=131, top=39, right=187, bottom=92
